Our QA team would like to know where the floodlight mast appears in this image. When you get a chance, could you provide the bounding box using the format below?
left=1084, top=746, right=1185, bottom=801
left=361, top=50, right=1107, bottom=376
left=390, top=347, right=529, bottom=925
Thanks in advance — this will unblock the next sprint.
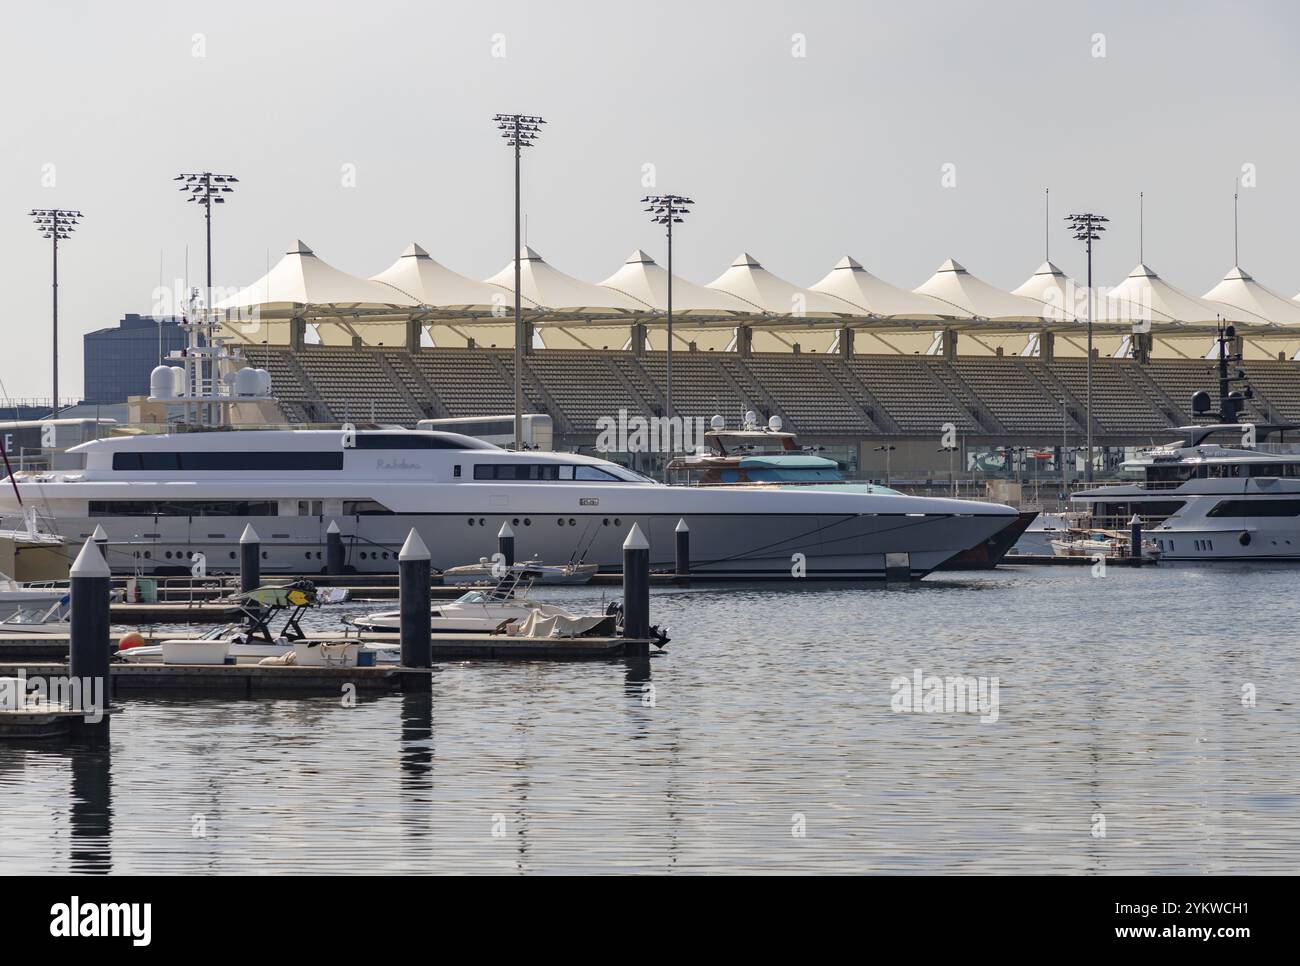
left=493, top=114, right=545, bottom=449
left=176, top=172, right=238, bottom=423
left=1065, top=212, right=1108, bottom=482
left=29, top=208, right=82, bottom=418
left=642, top=193, right=694, bottom=420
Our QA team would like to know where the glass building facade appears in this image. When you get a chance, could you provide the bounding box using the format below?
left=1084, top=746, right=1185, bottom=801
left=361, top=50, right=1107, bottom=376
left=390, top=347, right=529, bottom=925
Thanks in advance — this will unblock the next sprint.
left=83, top=315, right=186, bottom=404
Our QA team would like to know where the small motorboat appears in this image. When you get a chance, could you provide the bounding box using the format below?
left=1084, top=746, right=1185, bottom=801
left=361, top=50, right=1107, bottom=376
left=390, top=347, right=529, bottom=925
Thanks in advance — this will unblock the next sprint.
left=441, top=557, right=598, bottom=586
left=0, top=595, right=71, bottom=636
left=1050, top=529, right=1161, bottom=560
left=117, top=578, right=397, bottom=665
left=346, top=566, right=616, bottom=636
left=0, top=571, right=66, bottom=623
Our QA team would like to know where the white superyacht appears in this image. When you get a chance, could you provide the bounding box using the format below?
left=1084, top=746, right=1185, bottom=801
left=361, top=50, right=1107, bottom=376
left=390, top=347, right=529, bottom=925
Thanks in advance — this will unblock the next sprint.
left=0, top=428, right=1016, bottom=579
left=1070, top=422, right=1300, bottom=562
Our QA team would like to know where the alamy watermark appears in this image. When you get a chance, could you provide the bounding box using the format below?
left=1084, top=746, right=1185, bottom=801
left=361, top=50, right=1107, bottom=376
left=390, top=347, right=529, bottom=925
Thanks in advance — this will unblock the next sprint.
left=890, top=668, right=999, bottom=723
left=595, top=407, right=706, bottom=454
left=0, top=671, right=106, bottom=723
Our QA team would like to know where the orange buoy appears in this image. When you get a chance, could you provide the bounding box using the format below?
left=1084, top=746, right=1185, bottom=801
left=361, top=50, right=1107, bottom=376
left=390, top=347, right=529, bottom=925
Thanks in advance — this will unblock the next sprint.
left=118, top=632, right=147, bottom=650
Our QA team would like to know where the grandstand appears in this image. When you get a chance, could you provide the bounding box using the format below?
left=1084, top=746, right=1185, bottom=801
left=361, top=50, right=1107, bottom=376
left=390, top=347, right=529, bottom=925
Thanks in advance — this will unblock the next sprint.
left=233, top=342, right=1300, bottom=471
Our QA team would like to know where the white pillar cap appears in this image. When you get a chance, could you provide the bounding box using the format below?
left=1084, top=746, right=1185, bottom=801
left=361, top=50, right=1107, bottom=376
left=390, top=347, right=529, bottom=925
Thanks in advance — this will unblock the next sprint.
left=70, top=536, right=111, bottom=578
left=623, top=522, right=650, bottom=551
left=399, top=528, right=431, bottom=562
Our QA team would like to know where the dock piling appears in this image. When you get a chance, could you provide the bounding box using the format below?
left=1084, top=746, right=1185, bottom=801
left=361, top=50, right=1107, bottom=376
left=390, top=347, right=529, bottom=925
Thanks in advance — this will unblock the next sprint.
left=674, top=518, right=690, bottom=583
left=326, top=519, right=344, bottom=575
left=239, top=524, right=261, bottom=594
left=498, top=521, right=515, bottom=567
left=69, top=538, right=112, bottom=718
left=622, top=524, right=650, bottom=658
left=398, top=529, right=432, bottom=668
left=1130, top=514, right=1143, bottom=559
left=91, top=523, right=109, bottom=561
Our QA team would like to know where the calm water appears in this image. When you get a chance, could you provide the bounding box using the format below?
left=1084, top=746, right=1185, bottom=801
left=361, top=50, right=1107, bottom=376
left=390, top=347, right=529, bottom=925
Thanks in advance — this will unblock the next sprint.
left=2, top=564, right=1297, bottom=874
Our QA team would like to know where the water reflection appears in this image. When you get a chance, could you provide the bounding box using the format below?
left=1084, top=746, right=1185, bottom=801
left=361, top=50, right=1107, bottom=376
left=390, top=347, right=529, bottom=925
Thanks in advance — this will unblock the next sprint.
left=2, top=566, right=1297, bottom=873
left=68, top=735, right=113, bottom=874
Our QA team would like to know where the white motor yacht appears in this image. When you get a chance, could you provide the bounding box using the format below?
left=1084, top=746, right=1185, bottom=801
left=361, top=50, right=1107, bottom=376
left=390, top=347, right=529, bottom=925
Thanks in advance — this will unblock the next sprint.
left=1070, top=423, right=1300, bottom=561
left=0, top=428, right=1016, bottom=580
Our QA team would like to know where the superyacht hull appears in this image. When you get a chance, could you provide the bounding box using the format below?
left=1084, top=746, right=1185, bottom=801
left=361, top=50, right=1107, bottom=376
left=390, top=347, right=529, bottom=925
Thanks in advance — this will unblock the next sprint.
left=16, top=505, right=1011, bottom=579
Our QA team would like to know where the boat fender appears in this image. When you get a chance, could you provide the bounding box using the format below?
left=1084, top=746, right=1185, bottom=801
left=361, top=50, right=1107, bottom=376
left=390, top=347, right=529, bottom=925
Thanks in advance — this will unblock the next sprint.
left=117, top=632, right=147, bottom=651
left=1239, top=532, right=1251, bottom=547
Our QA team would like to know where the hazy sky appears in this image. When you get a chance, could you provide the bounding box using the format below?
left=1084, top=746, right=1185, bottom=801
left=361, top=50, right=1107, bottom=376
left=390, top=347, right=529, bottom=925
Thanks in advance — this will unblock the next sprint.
left=3, top=0, right=1299, bottom=399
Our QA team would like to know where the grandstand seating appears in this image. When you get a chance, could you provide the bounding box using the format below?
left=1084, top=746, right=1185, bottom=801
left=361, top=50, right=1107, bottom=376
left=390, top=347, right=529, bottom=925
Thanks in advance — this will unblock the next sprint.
left=380, top=351, right=440, bottom=418
left=1044, top=359, right=1170, bottom=434
left=238, top=345, right=318, bottom=423
left=1144, top=359, right=1270, bottom=424
left=949, top=359, right=1064, bottom=434
left=294, top=346, right=420, bottom=424
left=739, top=354, right=870, bottom=435
left=845, top=357, right=977, bottom=434
left=239, top=343, right=1300, bottom=443
left=522, top=350, right=649, bottom=433
left=411, top=349, right=526, bottom=417
left=638, top=352, right=753, bottom=423
left=1233, top=360, right=1300, bottom=423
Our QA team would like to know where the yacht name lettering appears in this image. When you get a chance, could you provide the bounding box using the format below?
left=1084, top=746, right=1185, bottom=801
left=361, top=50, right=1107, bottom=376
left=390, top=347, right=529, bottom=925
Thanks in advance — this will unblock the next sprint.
left=376, top=458, right=420, bottom=471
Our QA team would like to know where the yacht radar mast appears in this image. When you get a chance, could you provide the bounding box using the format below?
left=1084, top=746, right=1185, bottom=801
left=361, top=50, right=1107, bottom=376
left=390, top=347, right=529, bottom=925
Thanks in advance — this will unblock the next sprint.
left=146, top=288, right=273, bottom=427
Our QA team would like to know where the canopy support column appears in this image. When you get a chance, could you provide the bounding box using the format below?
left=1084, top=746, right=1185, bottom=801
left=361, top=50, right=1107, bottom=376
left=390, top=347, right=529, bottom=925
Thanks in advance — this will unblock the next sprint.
left=941, top=328, right=958, bottom=359
left=630, top=322, right=646, bottom=357
left=1038, top=330, right=1054, bottom=362
left=736, top=325, right=752, bottom=358
left=289, top=317, right=306, bottom=352
left=1133, top=331, right=1152, bottom=364
left=838, top=327, right=855, bottom=358
left=405, top=320, right=421, bottom=353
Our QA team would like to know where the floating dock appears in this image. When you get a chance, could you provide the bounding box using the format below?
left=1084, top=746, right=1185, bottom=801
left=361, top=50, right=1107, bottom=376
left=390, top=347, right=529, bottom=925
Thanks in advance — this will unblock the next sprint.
left=1001, top=554, right=1156, bottom=567
left=3, top=660, right=416, bottom=695
left=0, top=630, right=651, bottom=665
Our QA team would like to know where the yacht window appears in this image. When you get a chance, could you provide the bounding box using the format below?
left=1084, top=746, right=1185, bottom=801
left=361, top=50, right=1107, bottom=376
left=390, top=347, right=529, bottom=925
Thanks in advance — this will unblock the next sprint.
left=574, top=466, right=621, bottom=482
left=1248, top=464, right=1285, bottom=477
left=1145, top=465, right=1194, bottom=486
left=473, top=464, right=565, bottom=481
left=113, top=451, right=344, bottom=471
left=88, top=500, right=278, bottom=517
left=1206, top=499, right=1300, bottom=518
left=297, top=500, right=323, bottom=516
left=342, top=500, right=393, bottom=516
left=471, top=462, right=653, bottom=483
left=353, top=433, right=495, bottom=451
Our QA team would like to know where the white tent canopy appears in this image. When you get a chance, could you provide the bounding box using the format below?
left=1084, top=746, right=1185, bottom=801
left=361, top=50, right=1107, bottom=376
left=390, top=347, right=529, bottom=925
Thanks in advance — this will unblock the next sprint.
left=1011, top=261, right=1088, bottom=323
left=811, top=256, right=966, bottom=319
left=1104, top=263, right=1229, bottom=325
left=372, top=243, right=511, bottom=312
left=485, top=246, right=643, bottom=315
left=707, top=253, right=854, bottom=317
left=599, top=249, right=753, bottom=316
left=1203, top=266, right=1300, bottom=326
left=913, top=259, right=1046, bottom=322
left=215, top=240, right=417, bottom=318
